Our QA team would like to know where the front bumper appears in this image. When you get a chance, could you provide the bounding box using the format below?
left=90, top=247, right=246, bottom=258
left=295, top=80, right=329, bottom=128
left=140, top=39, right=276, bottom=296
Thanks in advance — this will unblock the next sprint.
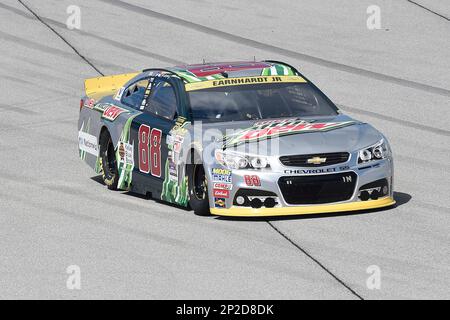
left=207, top=155, right=395, bottom=217
left=210, top=196, right=395, bottom=217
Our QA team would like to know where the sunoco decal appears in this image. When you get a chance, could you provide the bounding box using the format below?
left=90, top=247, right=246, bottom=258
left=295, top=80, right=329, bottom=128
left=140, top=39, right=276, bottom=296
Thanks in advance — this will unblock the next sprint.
left=223, top=119, right=357, bottom=148
left=214, top=198, right=226, bottom=208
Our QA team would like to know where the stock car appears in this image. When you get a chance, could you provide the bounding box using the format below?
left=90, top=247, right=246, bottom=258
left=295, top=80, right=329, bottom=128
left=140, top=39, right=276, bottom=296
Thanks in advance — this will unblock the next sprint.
left=78, top=60, right=395, bottom=217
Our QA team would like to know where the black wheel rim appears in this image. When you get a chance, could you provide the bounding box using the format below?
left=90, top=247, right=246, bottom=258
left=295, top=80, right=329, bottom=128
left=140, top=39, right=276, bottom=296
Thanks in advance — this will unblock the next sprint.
left=193, top=165, right=207, bottom=200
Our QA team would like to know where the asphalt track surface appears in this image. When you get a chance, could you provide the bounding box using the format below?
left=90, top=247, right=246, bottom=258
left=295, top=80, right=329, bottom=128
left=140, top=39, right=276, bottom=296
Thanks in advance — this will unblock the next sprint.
left=0, top=0, right=449, bottom=300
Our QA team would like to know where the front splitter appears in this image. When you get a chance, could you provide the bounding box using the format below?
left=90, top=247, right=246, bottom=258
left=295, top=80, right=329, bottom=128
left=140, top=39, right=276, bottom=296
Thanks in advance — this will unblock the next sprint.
left=210, top=197, right=396, bottom=217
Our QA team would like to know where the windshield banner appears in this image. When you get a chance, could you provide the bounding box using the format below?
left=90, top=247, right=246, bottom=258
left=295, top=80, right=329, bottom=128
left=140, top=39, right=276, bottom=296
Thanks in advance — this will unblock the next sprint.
left=185, top=75, right=306, bottom=91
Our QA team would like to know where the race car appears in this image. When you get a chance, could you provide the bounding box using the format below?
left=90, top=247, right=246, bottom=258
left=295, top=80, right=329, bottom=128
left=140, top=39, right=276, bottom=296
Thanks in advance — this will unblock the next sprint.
left=78, top=60, right=395, bottom=217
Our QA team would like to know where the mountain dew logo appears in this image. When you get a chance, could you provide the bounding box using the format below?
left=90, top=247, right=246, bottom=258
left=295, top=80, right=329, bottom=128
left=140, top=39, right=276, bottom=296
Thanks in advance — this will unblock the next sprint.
left=223, top=119, right=357, bottom=148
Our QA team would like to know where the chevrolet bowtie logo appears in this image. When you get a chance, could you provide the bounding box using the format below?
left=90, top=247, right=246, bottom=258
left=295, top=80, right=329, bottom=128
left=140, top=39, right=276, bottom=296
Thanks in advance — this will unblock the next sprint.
left=307, top=156, right=327, bottom=165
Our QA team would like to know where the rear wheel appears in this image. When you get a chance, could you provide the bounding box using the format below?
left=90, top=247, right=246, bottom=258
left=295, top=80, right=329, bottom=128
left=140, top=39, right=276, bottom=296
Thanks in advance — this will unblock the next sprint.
left=99, top=130, right=118, bottom=190
left=187, top=157, right=210, bottom=216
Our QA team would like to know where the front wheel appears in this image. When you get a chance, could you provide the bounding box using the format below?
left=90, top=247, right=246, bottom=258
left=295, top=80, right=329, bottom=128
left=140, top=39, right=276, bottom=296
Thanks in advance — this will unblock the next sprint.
left=187, top=163, right=210, bottom=216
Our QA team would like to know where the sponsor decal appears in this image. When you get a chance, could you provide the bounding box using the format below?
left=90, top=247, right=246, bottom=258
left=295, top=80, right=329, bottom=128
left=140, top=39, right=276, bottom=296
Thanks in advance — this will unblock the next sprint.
left=214, top=198, right=226, bottom=208
left=156, top=73, right=177, bottom=80
left=186, top=62, right=271, bottom=77
left=168, top=156, right=178, bottom=182
left=118, top=143, right=125, bottom=159
left=102, top=105, right=127, bottom=121
left=212, top=168, right=232, bottom=183
left=140, top=80, right=153, bottom=110
left=212, top=182, right=233, bottom=190
left=185, top=75, right=306, bottom=91
left=284, top=166, right=350, bottom=174
left=118, top=142, right=134, bottom=166
left=114, top=87, right=125, bottom=101
left=284, top=168, right=336, bottom=174
left=173, top=135, right=184, bottom=154
left=83, top=98, right=95, bottom=109
left=167, top=117, right=189, bottom=156
left=78, top=131, right=99, bottom=156
left=174, top=116, right=188, bottom=131
left=166, top=135, right=174, bottom=146
left=213, top=189, right=230, bottom=198
left=223, top=119, right=357, bottom=147
left=244, top=175, right=261, bottom=186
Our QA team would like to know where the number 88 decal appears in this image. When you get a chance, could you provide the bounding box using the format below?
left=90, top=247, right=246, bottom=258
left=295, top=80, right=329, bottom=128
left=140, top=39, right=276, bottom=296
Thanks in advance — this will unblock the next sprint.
left=138, top=124, right=162, bottom=177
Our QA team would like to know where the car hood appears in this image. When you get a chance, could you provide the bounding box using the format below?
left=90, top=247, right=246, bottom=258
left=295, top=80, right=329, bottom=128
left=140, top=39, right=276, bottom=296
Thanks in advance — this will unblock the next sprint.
left=198, top=114, right=383, bottom=155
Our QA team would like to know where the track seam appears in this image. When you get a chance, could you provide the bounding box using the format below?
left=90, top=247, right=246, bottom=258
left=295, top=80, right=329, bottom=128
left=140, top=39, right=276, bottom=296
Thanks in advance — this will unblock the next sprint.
left=407, top=0, right=450, bottom=21
left=266, top=221, right=364, bottom=300
left=338, top=104, right=450, bottom=137
left=99, top=0, right=450, bottom=97
left=4, top=2, right=449, bottom=138
left=0, top=2, right=184, bottom=66
left=17, top=0, right=104, bottom=76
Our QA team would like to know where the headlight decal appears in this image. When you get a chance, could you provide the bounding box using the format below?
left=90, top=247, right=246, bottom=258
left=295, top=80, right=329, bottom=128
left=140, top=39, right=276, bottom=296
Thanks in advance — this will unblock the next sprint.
left=358, top=140, right=389, bottom=164
left=215, top=149, right=270, bottom=170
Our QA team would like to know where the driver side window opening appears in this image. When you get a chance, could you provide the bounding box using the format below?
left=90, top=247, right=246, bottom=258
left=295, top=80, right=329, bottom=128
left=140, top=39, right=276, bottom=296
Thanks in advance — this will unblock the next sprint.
left=121, top=79, right=150, bottom=109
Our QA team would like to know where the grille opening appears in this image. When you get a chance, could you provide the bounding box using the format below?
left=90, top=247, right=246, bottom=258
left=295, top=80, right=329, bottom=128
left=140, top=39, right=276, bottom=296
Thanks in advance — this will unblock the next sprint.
left=233, top=189, right=278, bottom=207
left=280, top=152, right=350, bottom=167
left=358, top=179, right=389, bottom=201
left=278, top=172, right=357, bottom=204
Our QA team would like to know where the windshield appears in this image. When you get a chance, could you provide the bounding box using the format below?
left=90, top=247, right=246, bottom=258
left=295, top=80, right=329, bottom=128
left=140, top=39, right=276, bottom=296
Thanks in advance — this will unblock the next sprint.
left=188, top=82, right=338, bottom=123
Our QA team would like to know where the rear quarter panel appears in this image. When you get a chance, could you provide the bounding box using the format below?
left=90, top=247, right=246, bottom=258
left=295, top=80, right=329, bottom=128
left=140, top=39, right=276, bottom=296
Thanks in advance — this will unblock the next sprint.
left=78, top=95, right=142, bottom=175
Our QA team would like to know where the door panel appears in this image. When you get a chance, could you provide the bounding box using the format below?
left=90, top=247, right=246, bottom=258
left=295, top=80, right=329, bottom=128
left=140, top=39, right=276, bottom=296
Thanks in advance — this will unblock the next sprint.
left=129, top=77, right=180, bottom=196
left=130, top=112, right=176, bottom=195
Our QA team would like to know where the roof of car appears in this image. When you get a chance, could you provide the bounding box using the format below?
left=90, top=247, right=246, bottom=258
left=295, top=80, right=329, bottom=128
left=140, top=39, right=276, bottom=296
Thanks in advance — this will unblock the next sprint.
left=166, top=61, right=298, bottom=83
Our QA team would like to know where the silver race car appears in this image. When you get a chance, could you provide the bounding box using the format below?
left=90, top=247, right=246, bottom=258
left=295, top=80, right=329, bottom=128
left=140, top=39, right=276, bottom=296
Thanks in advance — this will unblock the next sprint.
left=78, top=60, right=395, bottom=217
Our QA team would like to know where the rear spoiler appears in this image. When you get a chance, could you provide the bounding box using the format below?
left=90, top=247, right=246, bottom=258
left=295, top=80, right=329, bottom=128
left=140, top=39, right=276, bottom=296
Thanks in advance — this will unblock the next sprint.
left=84, top=72, right=139, bottom=99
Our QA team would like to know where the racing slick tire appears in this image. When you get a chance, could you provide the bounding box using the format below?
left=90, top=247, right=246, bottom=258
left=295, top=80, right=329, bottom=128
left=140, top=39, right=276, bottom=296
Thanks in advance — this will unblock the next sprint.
left=186, top=152, right=210, bottom=216
left=99, top=130, right=119, bottom=190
